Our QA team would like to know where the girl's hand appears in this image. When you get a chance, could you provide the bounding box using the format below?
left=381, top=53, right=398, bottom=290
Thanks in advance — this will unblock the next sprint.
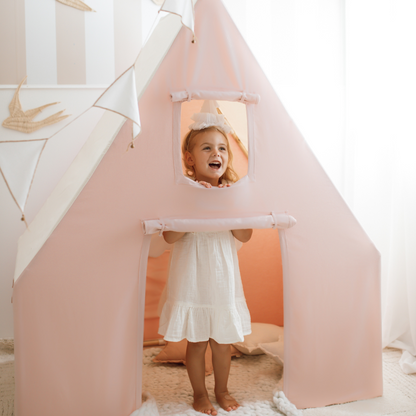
left=163, top=231, right=186, bottom=244
left=232, top=229, right=253, bottom=243
left=196, top=180, right=212, bottom=188
left=196, top=181, right=231, bottom=188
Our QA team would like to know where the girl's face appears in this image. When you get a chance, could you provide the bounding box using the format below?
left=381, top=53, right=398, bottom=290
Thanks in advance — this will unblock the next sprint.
left=185, top=130, right=229, bottom=186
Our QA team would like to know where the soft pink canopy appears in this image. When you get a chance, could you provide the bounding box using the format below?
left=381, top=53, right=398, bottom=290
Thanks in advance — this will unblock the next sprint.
left=13, top=0, right=382, bottom=414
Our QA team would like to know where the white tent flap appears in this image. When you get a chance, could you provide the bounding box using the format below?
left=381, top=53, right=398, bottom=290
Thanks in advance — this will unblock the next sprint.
left=94, top=66, right=141, bottom=139
left=161, top=0, right=195, bottom=35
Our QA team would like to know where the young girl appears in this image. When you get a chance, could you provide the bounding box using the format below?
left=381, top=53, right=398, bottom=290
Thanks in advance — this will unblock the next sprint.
left=159, top=114, right=252, bottom=415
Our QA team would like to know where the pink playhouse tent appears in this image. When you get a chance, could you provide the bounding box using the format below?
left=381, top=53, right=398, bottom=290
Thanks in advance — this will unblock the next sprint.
left=12, top=0, right=382, bottom=414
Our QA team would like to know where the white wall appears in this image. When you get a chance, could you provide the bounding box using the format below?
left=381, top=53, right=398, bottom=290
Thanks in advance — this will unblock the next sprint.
left=0, top=0, right=142, bottom=85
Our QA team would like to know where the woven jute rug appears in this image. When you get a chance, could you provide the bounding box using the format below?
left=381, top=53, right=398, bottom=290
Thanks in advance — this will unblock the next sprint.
left=2, top=344, right=416, bottom=416
left=141, top=347, right=286, bottom=416
left=141, top=347, right=416, bottom=416
left=0, top=341, right=14, bottom=416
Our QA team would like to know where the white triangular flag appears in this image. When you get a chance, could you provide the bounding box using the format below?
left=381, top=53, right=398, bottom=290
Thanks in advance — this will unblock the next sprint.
left=161, top=0, right=195, bottom=37
left=94, top=65, right=141, bottom=139
left=0, top=139, right=47, bottom=212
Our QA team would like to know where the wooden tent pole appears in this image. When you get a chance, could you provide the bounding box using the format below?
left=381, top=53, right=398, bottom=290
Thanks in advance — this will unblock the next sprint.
left=143, top=339, right=166, bottom=347
left=216, top=108, right=249, bottom=158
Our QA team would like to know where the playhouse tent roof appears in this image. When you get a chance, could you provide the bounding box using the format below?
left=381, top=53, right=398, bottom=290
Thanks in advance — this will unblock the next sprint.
left=13, top=0, right=382, bottom=414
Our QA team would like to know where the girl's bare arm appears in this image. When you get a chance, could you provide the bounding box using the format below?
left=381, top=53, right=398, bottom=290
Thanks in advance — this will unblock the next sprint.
left=163, top=231, right=186, bottom=244
left=231, top=229, right=253, bottom=243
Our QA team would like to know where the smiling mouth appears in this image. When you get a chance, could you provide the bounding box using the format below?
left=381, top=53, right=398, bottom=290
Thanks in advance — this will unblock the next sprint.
left=209, top=162, right=222, bottom=170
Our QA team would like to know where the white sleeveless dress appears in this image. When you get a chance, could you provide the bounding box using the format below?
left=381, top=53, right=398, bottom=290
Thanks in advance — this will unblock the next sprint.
left=158, top=231, right=252, bottom=344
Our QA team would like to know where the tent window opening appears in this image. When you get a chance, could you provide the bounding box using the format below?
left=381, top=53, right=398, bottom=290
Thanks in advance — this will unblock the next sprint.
left=174, top=99, right=251, bottom=187
left=141, top=227, right=285, bottom=402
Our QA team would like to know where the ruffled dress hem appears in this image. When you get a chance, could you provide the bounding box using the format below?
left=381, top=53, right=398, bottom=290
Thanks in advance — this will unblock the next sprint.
left=158, top=298, right=251, bottom=344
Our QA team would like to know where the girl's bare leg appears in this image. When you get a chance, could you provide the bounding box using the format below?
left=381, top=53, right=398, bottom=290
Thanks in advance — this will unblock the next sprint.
left=186, top=341, right=218, bottom=415
left=209, top=338, right=240, bottom=412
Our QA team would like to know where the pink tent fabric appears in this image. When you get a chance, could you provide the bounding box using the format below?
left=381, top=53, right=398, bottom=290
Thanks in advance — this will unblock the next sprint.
left=13, top=0, right=382, bottom=414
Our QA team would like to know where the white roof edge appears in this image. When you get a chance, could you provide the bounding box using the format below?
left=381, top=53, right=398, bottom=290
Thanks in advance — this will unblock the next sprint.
left=14, top=12, right=185, bottom=283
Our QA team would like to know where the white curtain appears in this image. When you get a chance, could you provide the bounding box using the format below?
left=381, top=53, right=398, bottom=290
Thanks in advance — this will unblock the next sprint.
left=223, top=0, right=416, bottom=373
left=345, top=0, right=416, bottom=374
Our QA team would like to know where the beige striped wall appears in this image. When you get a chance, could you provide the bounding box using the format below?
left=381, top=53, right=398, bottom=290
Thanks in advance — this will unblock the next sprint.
left=0, top=0, right=27, bottom=85
left=56, top=3, right=86, bottom=85
left=0, top=0, right=144, bottom=85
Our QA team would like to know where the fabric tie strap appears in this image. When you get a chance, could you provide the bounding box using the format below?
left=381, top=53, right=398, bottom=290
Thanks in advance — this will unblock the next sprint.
left=239, top=92, right=248, bottom=103
left=271, top=212, right=278, bottom=229
left=159, top=221, right=165, bottom=237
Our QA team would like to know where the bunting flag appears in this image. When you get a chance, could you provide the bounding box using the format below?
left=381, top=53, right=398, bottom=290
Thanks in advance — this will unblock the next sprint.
left=93, top=65, right=141, bottom=142
left=160, top=0, right=195, bottom=41
left=0, top=139, right=48, bottom=219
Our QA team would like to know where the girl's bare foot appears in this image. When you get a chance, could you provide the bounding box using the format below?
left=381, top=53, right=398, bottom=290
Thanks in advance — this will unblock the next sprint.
left=193, top=393, right=218, bottom=415
left=215, top=390, right=240, bottom=412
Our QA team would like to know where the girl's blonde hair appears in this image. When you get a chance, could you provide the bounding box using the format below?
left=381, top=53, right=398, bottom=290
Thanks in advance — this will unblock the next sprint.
left=182, top=126, right=239, bottom=184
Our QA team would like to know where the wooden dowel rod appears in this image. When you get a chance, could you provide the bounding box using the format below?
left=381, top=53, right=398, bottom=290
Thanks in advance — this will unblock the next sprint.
left=143, top=339, right=166, bottom=347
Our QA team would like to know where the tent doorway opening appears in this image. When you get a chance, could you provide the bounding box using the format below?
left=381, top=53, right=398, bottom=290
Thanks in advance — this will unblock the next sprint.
left=142, top=227, right=284, bottom=383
